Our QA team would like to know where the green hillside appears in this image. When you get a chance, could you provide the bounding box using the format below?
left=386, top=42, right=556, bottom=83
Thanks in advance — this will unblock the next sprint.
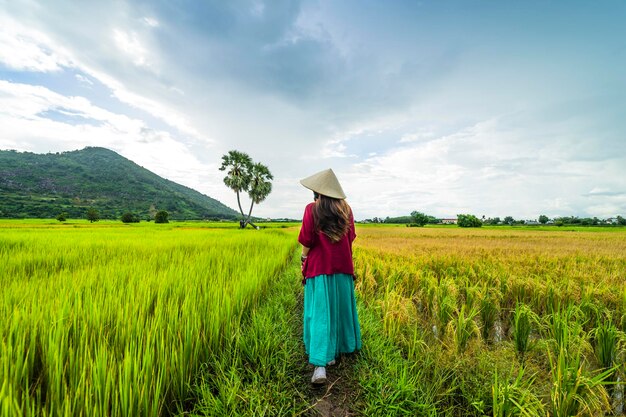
left=0, top=147, right=239, bottom=220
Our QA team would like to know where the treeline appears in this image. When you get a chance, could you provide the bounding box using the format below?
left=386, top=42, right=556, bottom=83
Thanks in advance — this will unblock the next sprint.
left=54, top=208, right=190, bottom=224
left=362, top=212, right=626, bottom=228
left=0, top=198, right=236, bottom=221
left=362, top=211, right=439, bottom=225
left=482, top=215, right=626, bottom=226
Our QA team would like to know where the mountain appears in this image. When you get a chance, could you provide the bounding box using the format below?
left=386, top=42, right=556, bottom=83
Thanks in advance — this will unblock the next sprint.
left=0, top=147, right=239, bottom=220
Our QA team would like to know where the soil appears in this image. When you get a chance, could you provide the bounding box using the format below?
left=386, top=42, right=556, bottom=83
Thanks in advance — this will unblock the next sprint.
left=300, top=353, right=361, bottom=416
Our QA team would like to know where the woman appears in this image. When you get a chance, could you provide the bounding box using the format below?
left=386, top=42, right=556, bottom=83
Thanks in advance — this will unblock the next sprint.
left=298, top=168, right=362, bottom=385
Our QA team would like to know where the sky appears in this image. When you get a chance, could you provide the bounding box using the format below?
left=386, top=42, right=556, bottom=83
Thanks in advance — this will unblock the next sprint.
left=1, top=0, right=625, bottom=221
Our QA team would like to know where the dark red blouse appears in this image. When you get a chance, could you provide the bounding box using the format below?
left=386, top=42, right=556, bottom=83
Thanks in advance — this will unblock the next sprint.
left=298, top=202, right=356, bottom=280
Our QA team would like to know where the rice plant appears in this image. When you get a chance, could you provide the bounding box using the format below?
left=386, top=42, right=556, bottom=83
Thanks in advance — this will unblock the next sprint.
left=450, top=304, right=480, bottom=354
left=436, top=286, right=456, bottom=339
left=621, top=287, right=626, bottom=333
left=0, top=223, right=296, bottom=416
left=592, top=321, right=620, bottom=375
left=492, top=367, right=544, bottom=417
left=480, top=290, right=500, bottom=342
left=548, top=345, right=612, bottom=417
left=512, top=303, right=536, bottom=363
left=351, top=225, right=626, bottom=416
left=545, top=304, right=589, bottom=358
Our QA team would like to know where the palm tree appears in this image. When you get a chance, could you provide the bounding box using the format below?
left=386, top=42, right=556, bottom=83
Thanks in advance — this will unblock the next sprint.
left=245, top=162, right=273, bottom=228
left=219, top=150, right=252, bottom=224
left=219, top=150, right=272, bottom=228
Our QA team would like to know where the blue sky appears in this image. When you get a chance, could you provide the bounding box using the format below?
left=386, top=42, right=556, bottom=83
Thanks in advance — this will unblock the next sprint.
left=1, top=1, right=625, bottom=220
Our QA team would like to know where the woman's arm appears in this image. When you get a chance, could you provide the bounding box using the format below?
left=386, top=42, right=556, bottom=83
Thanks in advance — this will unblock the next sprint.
left=301, top=245, right=310, bottom=264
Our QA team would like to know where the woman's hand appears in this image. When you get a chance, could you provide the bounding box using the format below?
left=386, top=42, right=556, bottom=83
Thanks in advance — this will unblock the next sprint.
left=301, top=245, right=310, bottom=275
left=301, top=254, right=307, bottom=273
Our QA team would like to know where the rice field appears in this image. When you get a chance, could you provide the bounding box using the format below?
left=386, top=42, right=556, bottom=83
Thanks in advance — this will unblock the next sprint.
left=2, top=221, right=626, bottom=416
left=0, top=221, right=296, bottom=416
left=352, top=225, right=626, bottom=416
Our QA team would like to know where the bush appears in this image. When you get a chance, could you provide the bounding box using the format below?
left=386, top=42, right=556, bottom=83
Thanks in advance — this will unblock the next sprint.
left=457, top=214, right=482, bottom=228
left=410, top=211, right=431, bottom=226
left=121, top=212, right=140, bottom=223
left=154, top=210, right=169, bottom=224
left=56, top=212, right=67, bottom=222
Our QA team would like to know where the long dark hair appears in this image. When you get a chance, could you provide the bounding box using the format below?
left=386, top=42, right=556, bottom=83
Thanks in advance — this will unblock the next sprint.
left=312, top=192, right=351, bottom=242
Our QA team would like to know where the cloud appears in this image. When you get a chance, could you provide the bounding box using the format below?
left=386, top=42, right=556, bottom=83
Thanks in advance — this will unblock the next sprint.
left=1, top=1, right=625, bottom=220
left=584, top=188, right=626, bottom=197
left=142, top=17, right=160, bottom=28
left=112, top=29, right=152, bottom=68
left=340, top=117, right=626, bottom=219
left=74, top=74, right=93, bottom=86
left=0, top=10, right=203, bottom=141
left=0, top=16, right=69, bottom=72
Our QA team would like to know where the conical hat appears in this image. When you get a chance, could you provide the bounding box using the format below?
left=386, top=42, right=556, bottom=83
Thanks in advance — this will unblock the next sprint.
left=300, top=168, right=347, bottom=199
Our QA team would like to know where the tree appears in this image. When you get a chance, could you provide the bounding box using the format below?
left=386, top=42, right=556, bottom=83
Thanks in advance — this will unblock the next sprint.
left=410, top=211, right=430, bottom=227
left=219, top=150, right=273, bottom=229
left=155, top=210, right=169, bottom=224
left=121, top=212, right=140, bottom=223
left=56, top=212, right=67, bottom=222
left=457, top=214, right=482, bottom=228
left=538, top=215, right=549, bottom=224
left=86, top=208, right=100, bottom=223
left=504, top=216, right=514, bottom=225
left=617, top=215, right=626, bottom=226
left=245, top=162, right=273, bottom=227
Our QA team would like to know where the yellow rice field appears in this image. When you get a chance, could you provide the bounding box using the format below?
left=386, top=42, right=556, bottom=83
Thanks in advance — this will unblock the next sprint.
left=352, top=225, right=626, bottom=416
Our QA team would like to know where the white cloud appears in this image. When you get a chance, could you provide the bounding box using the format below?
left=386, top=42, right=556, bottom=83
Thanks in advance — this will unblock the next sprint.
left=112, top=29, right=152, bottom=68
left=74, top=74, right=93, bottom=86
left=0, top=80, right=141, bottom=131
left=142, top=17, right=159, bottom=28
left=0, top=16, right=70, bottom=72
left=321, top=139, right=350, bottom=158
left=0, top=12, right=204, bottom=142
left=340, top=118, right=626, bottom=219
left=399, top=130, right=436, bottom=143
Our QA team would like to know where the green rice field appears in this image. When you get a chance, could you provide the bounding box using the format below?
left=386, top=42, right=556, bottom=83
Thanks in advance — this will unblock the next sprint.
left=2, top=220, right=626, bottom=416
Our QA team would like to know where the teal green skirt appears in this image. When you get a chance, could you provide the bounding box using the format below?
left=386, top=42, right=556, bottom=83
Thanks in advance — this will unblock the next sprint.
left=303, top=273, right=362, bottom=366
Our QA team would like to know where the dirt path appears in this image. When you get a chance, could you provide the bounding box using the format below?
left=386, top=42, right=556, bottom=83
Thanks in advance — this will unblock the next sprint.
left=305, top=355, right=360, bottom=417
left=293, top=290, right=361, bottom=417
